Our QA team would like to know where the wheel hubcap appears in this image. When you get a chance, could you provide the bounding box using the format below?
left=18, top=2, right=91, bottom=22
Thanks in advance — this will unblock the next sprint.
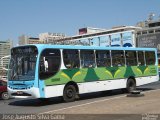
left=67, top=89, right=73, bottom=98
left=129, top=82, right=135, bottom=91
left=3, top=93, right=9, bottom=99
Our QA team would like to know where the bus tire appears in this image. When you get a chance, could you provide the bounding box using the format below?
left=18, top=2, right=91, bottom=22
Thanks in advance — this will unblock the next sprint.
left=126, top=78, right=136, bottom=93
left=63, top=85, right=76, bottom=102
left=1, top=92, right=9, bottom=100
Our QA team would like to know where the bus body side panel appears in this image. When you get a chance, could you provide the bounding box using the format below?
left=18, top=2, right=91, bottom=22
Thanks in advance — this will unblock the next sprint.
left=78, top=79, right=127, bottom=94
left=136, top=75, right=159, bottom=86
left=44, top=74, right=159, bottom=98
left=45, top=85, right=65, bottom=98
left=43, top=65, right=158, bottom=98
left=43, top=65, right=158, bottom=86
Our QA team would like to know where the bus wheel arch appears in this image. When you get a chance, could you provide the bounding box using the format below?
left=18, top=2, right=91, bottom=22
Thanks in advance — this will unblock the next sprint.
left=126, top=76, right=136, bottom=93
left=63, top=81, right=79, bottom=102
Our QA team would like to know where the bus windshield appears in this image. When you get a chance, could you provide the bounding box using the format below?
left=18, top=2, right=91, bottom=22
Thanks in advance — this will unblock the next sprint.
left=8, top=46, right=38, bottom=81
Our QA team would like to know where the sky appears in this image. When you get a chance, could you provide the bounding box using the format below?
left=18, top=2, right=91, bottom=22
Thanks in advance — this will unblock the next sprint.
left=0, top=0, right=160, bottom=45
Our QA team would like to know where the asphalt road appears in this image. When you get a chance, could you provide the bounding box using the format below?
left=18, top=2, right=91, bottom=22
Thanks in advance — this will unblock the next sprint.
left=0, top=81, right=160, bottom=120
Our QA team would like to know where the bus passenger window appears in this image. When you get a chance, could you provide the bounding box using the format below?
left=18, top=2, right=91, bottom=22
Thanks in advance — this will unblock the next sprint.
left=96, top=50, right=111, bottom=67
left=125, top=51, right=137, bottom=66
left=39, top=49, right=61, bottom=80
left=138, top=51, right=145, bottom=66
left=145, top=51, right=155, bottom=65
left=80, top=50, right=96, bottom=68
left=112, top=50, right=125, bottom=67
left=63, top=49, right=80, bottom=69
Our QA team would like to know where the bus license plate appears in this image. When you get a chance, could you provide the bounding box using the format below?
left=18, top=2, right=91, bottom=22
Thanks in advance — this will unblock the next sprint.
left=17, top=91, right=23, bottom=95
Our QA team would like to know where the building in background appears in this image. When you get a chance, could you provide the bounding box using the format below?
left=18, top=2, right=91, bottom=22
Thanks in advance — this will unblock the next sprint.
left=39, top=32, right=66, bottom=44
left=28, top=37, right=43, bottom=44
left=0, top=40, right=12, bottom=79
left=136, top=13, right=160, bottom=71
left=136, top=18, right=160, bottom=55
left=18, top=35, right=28, bottom=45
left=18, top=35, right=44, bottom=45
left=55, top=26, right=141, bottom=47
left=19, top=33, right=66, bottom=45
left=79, top=27, right=107, bottom=35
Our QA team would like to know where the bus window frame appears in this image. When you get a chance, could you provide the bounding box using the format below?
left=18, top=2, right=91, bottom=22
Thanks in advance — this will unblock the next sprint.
left=145, top=51, right=156, bottom=65
left=96, top=50, right=111, bottom=67
left=136, top=51, right=139, bottom=66
left=80, top=49, right=96, bottom=68
left=111, top=50, right=125, bottom=67
left=137, top=51, right=145, bottom=66
left=78, top=50, right=82, bottom=68
left=63, top=49, right=80, bottom=69
left=144, top=51, right=146, bottom=66
left=94, top=50, right=97, bottom=68
left=125, top=50, right=138, bottom=66
left=38, top=48, right=61, bottom=80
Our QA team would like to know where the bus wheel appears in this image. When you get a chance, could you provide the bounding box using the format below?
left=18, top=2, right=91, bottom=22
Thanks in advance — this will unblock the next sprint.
left=63, top=85, right=76, bottom=102
left=126, top=78, right=136, bottom=93
left=1, top=92, right=9, bottom=100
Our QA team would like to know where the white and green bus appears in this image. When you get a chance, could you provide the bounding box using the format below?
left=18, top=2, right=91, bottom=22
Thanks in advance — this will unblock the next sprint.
left=8, top=44, right=159, bottom=102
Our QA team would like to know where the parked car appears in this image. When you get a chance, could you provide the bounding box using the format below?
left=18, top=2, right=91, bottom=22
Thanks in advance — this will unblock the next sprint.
left=0, top=80, right=9, bottom=100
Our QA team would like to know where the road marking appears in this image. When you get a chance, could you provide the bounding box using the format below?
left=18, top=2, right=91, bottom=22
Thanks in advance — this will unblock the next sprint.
left=39, top=89, right=160, bottom=114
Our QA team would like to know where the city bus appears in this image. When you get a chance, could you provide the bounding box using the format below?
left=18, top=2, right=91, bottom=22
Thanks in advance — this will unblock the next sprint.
left=7, top=44, right=159, bottom=102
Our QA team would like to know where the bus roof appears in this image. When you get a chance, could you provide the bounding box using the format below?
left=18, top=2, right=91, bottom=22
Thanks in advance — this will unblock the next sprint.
left=13, top=44, right=157, bottom=51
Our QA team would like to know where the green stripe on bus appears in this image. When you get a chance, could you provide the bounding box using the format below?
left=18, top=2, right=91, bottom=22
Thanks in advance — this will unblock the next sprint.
left=44, top=65, right=157, bottom=86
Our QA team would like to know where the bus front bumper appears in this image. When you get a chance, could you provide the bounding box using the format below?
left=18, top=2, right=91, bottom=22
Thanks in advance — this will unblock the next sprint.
left=7, top=87, right=40, bottom=99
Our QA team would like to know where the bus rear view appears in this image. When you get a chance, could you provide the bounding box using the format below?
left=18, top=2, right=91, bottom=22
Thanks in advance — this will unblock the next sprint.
left=7, top=45, right=39, bottom=98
